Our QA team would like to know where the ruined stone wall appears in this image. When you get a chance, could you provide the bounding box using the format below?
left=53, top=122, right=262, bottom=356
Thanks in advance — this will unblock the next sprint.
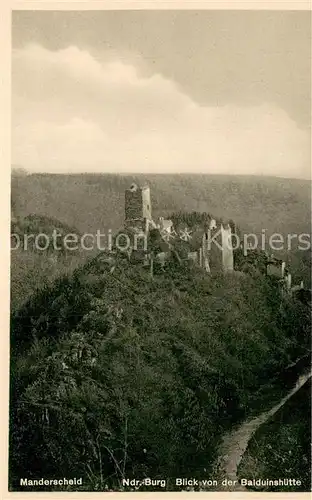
left=202, top=224, right=234, bottom=273
left=221, top=225, right=234, bottom=272
left=205, top=227, right=223, bottom=271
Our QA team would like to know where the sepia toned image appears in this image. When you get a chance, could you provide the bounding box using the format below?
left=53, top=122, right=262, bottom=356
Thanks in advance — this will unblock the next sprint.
left=9, top=8, right=311, bottom=493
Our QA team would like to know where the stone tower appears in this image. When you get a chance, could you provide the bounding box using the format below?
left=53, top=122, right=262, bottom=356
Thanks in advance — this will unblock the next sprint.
left=125, top=183, right=152, bottom=231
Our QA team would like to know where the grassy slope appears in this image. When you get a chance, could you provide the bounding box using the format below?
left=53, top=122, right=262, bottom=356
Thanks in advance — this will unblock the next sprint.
left=237, top=379, right=311, bottom=492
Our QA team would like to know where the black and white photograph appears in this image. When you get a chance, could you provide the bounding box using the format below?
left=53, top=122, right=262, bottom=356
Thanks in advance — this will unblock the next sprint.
left=9, top=7, right=311, bottom=493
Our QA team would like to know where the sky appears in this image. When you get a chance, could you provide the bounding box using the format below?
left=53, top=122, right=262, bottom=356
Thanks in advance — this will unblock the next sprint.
left=12, top=10, right=311, bottom=178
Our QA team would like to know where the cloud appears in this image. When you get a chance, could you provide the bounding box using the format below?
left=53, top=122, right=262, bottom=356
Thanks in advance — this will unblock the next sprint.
left=12, top=44, right=310, bottom=179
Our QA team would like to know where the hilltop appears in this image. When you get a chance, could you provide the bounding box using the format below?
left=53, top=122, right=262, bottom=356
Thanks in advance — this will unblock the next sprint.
left=11, top=172, right=311, bottom=302
left=11, top=172, right=311, bottom=311
left=10, top=239, right=311, bottom=491
left=10, top=175, right=311, bottom=489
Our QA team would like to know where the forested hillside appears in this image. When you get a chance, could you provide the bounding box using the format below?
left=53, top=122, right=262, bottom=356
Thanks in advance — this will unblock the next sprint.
left=10, top=244, right=311, bottom=491
left=10, top=172, right=311, bottom=491
left=12, top=172, right=310, bottom=241
left=11, top=214, right=93, bottom=311
left=11, top=172, right=311, bottom=310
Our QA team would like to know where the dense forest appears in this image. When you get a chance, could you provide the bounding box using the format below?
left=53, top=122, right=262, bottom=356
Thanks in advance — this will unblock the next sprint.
left=10, top=221, right=311, bottom=490
left=12, top=172, right=311, bottom=250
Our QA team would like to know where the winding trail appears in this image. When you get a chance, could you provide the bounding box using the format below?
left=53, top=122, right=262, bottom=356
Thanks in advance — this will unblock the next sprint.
left=213, top=369, right=312, bottom=492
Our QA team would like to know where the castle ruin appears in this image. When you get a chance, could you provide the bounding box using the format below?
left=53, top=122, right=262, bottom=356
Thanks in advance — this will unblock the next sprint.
left=124, top=182, right=234, bottom=273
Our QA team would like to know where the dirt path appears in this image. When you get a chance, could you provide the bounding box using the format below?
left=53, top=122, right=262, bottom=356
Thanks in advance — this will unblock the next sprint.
left=212, top=370, right=312, bottom=492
